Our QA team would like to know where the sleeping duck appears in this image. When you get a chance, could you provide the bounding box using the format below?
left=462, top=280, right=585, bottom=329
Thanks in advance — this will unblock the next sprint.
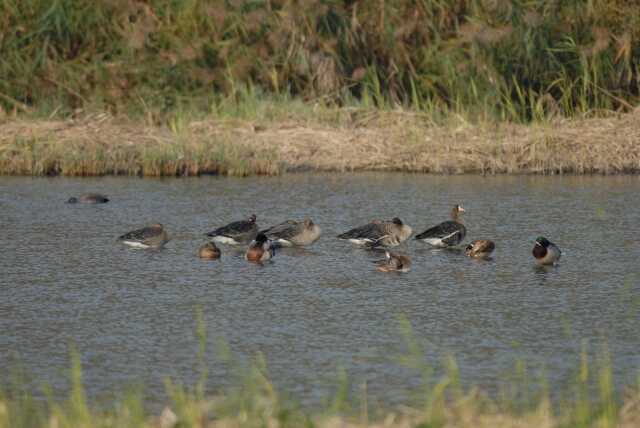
left=415, top=205, right=466, bottom=248
left=465, top=239, right=495, bottom=259
left=374, top=251, right=412, bottom=273
left=245, top=233, right=276, bottom=263
left=198, top=241, right=221, bottom=259
left=67, top=193, right=109, bottom=204
left=532, top=236, right=561, bottom=265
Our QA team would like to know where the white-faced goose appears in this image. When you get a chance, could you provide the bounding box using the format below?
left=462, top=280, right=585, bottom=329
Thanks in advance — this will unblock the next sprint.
left=415, top=205, right=466, bottom=247
left=375, top=251, right=412, bottom=273
left=260, top=218, right=321, bottom=247
left=67, top=193, right=109, bottom=204
left=205, top=214, right=258, bottom=245
left=245, top=233, right=275, bottom=263
left=118, top=223, right=169, bottom=248
left=532, top=237, right=561, bottom=265
left=337, top=217, right=412, bottom=247
left=465, top=239, right=495, bottom=259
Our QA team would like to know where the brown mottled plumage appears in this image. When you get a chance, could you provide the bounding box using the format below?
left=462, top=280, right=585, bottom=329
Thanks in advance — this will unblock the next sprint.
left=465, top=240, right=495, bottom=258
left=198, top=242, right=221, bottom=259
left=375, top=251, right=412, bottom=272
left=245, top=233, right=275, bottom=263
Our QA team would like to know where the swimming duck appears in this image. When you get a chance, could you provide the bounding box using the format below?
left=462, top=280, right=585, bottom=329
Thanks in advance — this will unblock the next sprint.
left=337, top=217, right=412, bottom=247
left=260, top=218, right=321, bottom=247
left=532, top=236, right=561, bottom=265
left=375, top=251, right=412, bottom=273
left=415, top=205, right=467, bottom=247
left=67, top=193, right=109, bottom=204
left=198, top=242, right=221, bottom=259
left=205, top=214, right=258, bottom=245
left=465, top=239, right=495, bottom=259
left=245, top=233, right=275, bottom=263
left=118, top=223, right=169, bottom=248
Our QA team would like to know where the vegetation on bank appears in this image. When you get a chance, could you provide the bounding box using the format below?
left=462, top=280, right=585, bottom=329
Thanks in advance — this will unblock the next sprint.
left=2, top=336, right=640, bottom=428
left=1, top=0, right=640, bottom=122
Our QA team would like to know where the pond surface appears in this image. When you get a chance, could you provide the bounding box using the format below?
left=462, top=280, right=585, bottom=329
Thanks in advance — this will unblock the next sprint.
left=1, top=174, right=639, bottom=409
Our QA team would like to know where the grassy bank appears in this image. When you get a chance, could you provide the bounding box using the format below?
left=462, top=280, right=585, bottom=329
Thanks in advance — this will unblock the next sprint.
left=1, top=106, right=640, bottom=176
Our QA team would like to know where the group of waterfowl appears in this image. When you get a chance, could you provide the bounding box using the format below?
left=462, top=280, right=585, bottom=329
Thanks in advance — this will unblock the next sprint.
left=67, top=194, right=562, bottom=270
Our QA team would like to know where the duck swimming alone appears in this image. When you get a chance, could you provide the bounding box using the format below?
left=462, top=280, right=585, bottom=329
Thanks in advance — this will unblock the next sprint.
left=245, top=233, right=275, bottom=263
left=198, top=241, right=221, bottom=259
left=67, top=193, right=109, bottom=204
left=415, top=205, right=466, bottom=247
left=375, top=251, right=412, bottom=272
left=118, top=223, right=169, bottom=248
left=260, top=218, right=321, bottom=247
left=337, top=217, right=412, bottom=247
left=205, top=214, right=258, bottom=245
left=532, top=236, right=561, bottom=265
left=465, top=239, right=495, bottom=259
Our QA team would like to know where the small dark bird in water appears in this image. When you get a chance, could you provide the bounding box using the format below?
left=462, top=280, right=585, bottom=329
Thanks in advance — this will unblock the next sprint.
left=416, top=204, right=466, bottom=247
left=374, top=251, right=412, bottom=272
left=532, top=236, right=561, bottom=265
left=198, top=242, right=221, bottom=259
left=118, top=223, right=169, bottom=249
left=67, top=193, right=109, bottom=204
left=245, top=233, right=275, bottom=263
left=465, top=240, right=495, bottom=259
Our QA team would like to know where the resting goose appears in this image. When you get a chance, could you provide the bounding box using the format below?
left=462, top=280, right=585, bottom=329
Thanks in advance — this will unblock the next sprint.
left=532, top=237, right=561, bottom=265
left=67, top=193, right=109, bottom=204
left=375, top=251, right=412, bottom=273
left=260, top=218, right=321, bottom=247
left=205, top=214, right=258, bottom=245
left=415, top=205, right=466, bottom=247
left=198, top=242, right=221, bottom=259
left=118, top=223, right=169, bottom=248
left=245, top=233, right=276, bottom=263
left=337, top=217, right=412, bottom=247
left=465, top=240, right=495, bottom=259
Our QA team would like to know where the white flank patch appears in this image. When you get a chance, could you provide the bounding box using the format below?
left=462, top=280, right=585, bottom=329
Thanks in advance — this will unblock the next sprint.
left=423, top=238, right=446, bottom=247
left=212, top=236, right=239, bottom=245
left=274, top=239, right=293, bottom=247
left=348, top=238, right=374, bottom=245
left=122, top=240, right=150, bottom=249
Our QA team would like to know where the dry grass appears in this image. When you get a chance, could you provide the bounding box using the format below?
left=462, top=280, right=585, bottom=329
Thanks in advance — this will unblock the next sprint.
left=1, top=109, right=640, bottom=176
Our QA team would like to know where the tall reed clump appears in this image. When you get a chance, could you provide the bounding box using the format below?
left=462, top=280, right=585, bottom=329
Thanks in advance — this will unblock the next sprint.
left=1, top=1, right=639, bottom=122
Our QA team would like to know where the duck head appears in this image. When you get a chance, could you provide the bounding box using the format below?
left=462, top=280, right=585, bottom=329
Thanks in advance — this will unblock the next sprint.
left=67, top=197, right=79, bottom=204
left=248, top=214, right=257, bottom=223
left=535, top=236, right=551, bottom=248
left=391, top=217, right=403, bottom=226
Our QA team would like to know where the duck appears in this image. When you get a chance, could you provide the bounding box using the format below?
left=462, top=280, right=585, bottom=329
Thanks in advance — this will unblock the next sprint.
left=374, top=251, right=412, bottom=273
left=465, top=239, right=495, bottom=259
left=118, top=223, right=169, bottom=248
left=205, top=214, right=258, bottom=245
left=337, top=217, right=412, bottom=247
left=67, top=193, right=109, bottom=204
left=260, top=218, right=321, bottom=247
left=415, top=205, right=467, bottom=247
left=532, top=236, right=561, bottom=265
left=245, top=233, right=275, bottom=263
left=198, top=242, right=221, bottom=259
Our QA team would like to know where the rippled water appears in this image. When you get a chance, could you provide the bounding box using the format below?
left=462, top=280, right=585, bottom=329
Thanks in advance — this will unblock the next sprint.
left=1, top=174, right=639, bottom=408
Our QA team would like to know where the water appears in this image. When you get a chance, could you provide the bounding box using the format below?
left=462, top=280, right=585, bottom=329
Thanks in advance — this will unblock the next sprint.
left=1, top=174, right=639, bottom=408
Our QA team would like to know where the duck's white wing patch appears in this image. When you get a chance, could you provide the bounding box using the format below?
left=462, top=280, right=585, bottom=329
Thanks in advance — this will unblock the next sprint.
left=122, top=240, right=150, bottom=249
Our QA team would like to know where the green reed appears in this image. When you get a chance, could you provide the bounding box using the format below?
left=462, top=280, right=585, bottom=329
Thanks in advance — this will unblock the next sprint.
left=1, top=1, right=639, bottom=123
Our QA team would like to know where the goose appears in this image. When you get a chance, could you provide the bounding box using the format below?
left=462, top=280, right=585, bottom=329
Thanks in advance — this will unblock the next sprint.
left=118, top=223, right=169, bottom=248
left=374, top=251, right=412, bottom=273
left=532, top=237, right=561, bottom=265
left=337, top=217, right=412, bottom=247
left=245, top=233, right=275, bottom=263
left=198, top=242, right=221, bottom=259
left=465, top=240, right=495, bottom=259
left=415, top=205, right=466, bottom=247
left=67, top=193, right=109, bottom=204
left=260, top=218, right=321, bottom=247
left=205, top=214, right=258, bottom=245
